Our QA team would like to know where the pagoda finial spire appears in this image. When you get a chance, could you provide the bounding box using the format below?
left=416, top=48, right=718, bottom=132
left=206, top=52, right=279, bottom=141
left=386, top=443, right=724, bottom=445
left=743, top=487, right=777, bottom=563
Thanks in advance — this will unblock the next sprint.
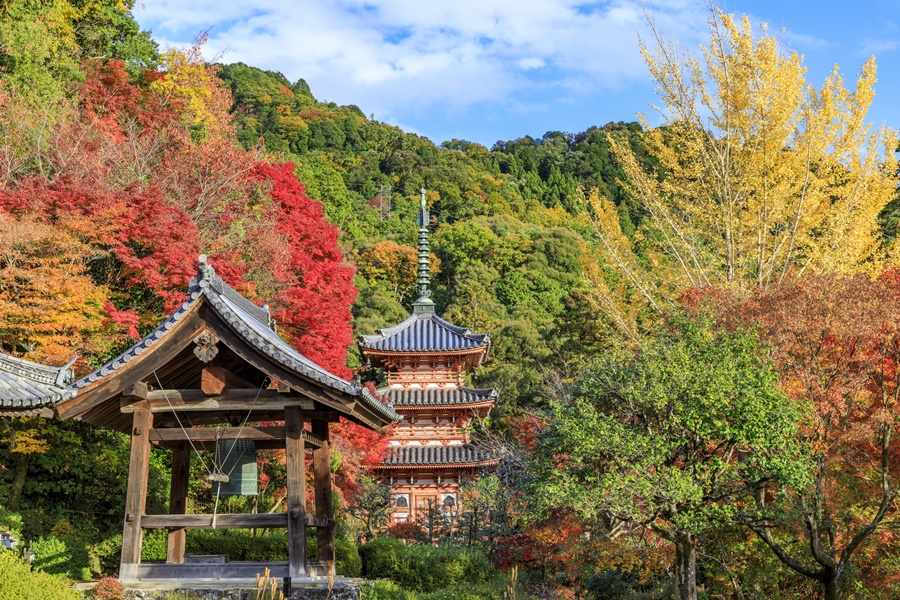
left=413, top=187, right=434, bottom=313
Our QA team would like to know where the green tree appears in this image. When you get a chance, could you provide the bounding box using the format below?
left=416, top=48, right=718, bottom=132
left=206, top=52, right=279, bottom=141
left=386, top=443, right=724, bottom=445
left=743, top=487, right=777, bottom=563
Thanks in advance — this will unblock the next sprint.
left=531, top=317, right=806, bottom=600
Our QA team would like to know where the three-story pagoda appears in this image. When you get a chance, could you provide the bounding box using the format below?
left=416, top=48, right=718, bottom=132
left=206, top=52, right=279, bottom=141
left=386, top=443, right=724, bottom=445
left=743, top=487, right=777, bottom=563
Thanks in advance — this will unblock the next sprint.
left=359, top=190, right=498, bottom=525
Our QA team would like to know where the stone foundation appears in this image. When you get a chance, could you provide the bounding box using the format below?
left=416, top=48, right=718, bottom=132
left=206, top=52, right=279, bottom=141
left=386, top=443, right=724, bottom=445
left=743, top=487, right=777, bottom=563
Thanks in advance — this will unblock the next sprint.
left=123, top=580, right=360, bottom=600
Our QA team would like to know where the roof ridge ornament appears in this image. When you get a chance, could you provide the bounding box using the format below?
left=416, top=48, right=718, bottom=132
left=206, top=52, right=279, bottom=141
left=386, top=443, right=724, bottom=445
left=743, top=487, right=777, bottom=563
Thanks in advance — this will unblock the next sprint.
left=413, top=188, right=435, bottom=314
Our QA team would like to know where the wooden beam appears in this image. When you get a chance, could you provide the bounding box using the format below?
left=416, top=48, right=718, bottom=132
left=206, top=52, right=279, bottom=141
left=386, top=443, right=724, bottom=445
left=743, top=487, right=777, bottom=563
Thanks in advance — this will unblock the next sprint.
left=150, top=426, right=285, bottom=442
left=285, top=406, right=307, bottom=579
left=148, top=426, right=324, bottom=449
left=306, top=514, right=333, bottom=528
left=312, top=419, right=334, bottom=574
left=201, top=366, right=255, bottom=395
left=141, top=513, right=288, bottom=529
left=166, top=443, right=190, bottom=564
left=120, top=409, right=153, bottom=580
left=121, top=389, right=315, bottom=413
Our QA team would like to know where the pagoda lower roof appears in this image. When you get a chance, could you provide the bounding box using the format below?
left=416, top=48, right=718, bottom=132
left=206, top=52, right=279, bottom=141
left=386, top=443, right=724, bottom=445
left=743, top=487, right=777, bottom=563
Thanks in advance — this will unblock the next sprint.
left=359, top=309, right=489, bottom=354
left=0, top=354, right=75, bottom=416
left=378, top=444, right=497, bottom=468
left=380, top=386, right=497, bottom=408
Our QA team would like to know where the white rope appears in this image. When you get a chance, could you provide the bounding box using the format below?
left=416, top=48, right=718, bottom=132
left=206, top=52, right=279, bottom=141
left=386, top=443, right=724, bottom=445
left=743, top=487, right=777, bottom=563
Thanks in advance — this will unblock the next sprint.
left=153, top=371, right=212, bottom=477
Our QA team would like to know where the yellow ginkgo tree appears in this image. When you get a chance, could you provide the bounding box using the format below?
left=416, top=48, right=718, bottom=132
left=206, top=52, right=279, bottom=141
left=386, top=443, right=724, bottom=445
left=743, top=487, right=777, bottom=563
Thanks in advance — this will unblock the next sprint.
left=591, top=6, right=899, bottom=324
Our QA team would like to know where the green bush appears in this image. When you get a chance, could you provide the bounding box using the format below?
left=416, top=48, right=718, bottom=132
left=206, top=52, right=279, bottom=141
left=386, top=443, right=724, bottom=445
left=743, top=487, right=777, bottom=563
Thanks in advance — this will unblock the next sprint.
left=30, top=534, right=92, bottom=579
left=361, top=576, right=510, bottom=600
left=420, top=580, right=506, bottom=600
left=140, top=529, right=168, bottom=562
left=0, top=551, right=82, bottom=600
left=585, top=570, right=630, bottom=599
left=361, top=580, right=414, bottom=600
left=335, top=537, right=361, bottom=577
left=0, top=506, right=23, bottom=538
left=360, top=539, right=494, bottom=593
left=185, top=530, right=288, bottom=561
left=90, top=534, right=123, bottom=577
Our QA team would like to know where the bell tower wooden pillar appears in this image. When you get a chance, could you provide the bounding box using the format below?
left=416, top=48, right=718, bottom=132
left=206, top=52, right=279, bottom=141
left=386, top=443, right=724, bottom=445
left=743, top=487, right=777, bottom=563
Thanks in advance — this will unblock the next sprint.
left=166, top=442, right=191, bottom=564
left=120, top=408, right=153, bottom=580
left=312, top=419, right=334, bottom=574
left=285, top=406, right=307, bottom=579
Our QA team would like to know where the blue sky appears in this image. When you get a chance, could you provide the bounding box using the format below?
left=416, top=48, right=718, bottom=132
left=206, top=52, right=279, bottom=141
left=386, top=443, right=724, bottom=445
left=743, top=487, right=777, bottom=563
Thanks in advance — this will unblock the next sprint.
left=134, top=0, right=900, bottom=148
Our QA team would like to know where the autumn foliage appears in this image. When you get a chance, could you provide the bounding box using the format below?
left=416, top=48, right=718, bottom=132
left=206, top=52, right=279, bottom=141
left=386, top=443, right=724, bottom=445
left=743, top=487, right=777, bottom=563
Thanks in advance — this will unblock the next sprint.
left=0, top=46, right=376, bottom=505
left=690, top=274, right=900, bottom=597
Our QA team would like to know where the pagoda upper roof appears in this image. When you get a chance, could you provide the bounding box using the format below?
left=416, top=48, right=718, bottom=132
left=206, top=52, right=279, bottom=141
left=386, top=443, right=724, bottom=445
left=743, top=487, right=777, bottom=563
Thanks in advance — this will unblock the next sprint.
left=0, top=353, right=75, bottom=416
left=379, top=443, right=498, bottom=468
left=380, top=386, right=497, bottom=408
left=59, top=257, right=398, bottom=431
left=359, top=307, right=490, bottom=354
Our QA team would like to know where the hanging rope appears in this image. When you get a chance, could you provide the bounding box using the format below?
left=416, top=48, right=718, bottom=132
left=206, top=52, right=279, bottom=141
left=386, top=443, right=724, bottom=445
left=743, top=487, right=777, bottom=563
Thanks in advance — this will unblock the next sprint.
left=153, top=371, right=213, bottom=478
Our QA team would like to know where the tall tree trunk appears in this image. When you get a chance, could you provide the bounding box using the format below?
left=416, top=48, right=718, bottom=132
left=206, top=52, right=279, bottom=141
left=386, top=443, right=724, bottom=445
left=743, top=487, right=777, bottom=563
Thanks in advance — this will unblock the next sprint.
left=674, top=532, right=698, bottom=600
left=8, top=452, right=28, bottom=512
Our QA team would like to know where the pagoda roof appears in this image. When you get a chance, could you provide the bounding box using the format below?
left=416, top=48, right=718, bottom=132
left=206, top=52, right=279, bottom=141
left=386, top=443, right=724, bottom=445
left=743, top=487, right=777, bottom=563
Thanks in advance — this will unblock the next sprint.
left=380, top=387, right=497, bottom=408
left=379, top=444, right=498, bottom=468
left=58, top=257, right=398, bottom=432
left=359, top=309, right=490, bottom=354
left=0, top=354, right=75, bottom=416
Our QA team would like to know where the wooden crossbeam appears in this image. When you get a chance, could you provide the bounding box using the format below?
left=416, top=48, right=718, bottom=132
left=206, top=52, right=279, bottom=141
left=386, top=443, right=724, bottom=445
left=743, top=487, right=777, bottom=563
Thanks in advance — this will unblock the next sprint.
left=141, top=513, right=288, bottom=529
left=148, top=426, right=324, bottom=449
left=121, top=389, right=315, bottom=413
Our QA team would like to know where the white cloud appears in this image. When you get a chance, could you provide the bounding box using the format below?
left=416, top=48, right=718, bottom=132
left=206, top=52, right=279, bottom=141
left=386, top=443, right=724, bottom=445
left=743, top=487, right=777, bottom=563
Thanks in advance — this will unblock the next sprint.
left=136, top=0, right=709, bottom=125
left=517, top=57, right=546, bottom=70
left=860, top=37, right=899, bottom=56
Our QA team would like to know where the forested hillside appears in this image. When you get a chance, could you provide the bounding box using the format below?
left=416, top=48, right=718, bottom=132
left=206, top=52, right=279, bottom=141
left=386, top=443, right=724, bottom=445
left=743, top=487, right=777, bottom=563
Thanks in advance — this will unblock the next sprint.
left=214, top=63, right=662, bottom=407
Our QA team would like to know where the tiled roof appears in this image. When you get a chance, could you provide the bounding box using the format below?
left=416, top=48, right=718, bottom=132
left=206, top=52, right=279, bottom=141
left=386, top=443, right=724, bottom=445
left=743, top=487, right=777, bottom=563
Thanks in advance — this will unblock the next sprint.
left=380, top=387, right=497, bottom=407
left=380, top=444, right=497, bottom=467
left=359, top=312, right=489, bottom=353
left=70, top=257, right=399, bottom=425
left=0, top=354, right=75, bottom=415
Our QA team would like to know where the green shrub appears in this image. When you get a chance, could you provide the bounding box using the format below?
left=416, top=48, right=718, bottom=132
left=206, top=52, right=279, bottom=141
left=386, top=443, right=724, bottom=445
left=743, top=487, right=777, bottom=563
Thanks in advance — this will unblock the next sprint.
left=90, top=534, right=123, bottom=577
left=420, top=579, right=507, bottom=600
left=140, top=529, right=168, bottom=562
left=585, top=570, right=630, bottom=599
left=360, top=580, right=414, bottom=600
left=29, top=534, right=92, bottom=579
left=361, top=538, right=405, bottom=579
left=0, top=551, right=82, bottom=600
left=360, top=539, right=494, bottom=593
left=0, top=506, right=23, bottom=539
left=335, top=537, right=361, bottom=577
left=184, top=529, right=288, bottom=561
left=361, top=576, right=510, bottom=600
